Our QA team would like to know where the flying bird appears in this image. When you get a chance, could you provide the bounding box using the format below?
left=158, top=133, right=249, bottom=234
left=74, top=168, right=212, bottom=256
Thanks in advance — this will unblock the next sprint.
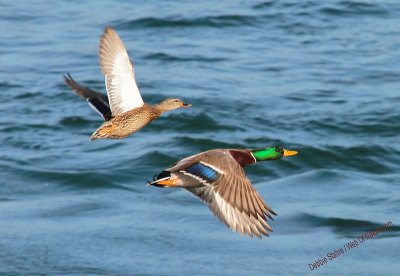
left=64, top=27, right=191, bottom=141
left=148, top=146, right=298, bottom=238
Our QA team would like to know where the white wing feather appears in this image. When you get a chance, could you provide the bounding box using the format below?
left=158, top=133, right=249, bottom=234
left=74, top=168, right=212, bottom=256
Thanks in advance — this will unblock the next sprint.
left=99, top=27, right=144, bottom=116
left=186, top=186, right=273, bottom=238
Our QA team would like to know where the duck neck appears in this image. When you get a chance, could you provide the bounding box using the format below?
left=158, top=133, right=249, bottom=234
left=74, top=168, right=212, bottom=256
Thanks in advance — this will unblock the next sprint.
left=153, top=102, right=169, bottom=114
left=229, top=149, right=257, bottom=167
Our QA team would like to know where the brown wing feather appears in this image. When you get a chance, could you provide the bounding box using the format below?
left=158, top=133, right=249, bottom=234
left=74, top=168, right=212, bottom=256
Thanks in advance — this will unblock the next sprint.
left=177, top=149, right=276, bottom=238
left=64, top=73, right=109, bottom=103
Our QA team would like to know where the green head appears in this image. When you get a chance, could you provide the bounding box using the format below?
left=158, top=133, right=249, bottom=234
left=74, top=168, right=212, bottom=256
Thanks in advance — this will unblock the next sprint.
left=251, top=146, right=298, bottom=162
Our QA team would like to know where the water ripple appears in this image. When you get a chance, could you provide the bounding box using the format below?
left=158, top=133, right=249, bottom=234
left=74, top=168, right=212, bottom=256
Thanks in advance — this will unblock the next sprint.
left=319, top=1, right=390, bottom=17
left=115, top=15, right=260, bottom=29
left=298, top=213, right=399, bottom=238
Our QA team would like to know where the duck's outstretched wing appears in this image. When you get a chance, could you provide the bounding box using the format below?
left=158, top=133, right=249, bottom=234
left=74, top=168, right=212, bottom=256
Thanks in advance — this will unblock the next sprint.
left=99, top=27, right=144, bottom=117
left=63, top=73, right=108, bottom=103
left=185, top=170, right=276, bottom=239
left=170, top=150, right=276, bottom=238
left=64, top=73, right=111, bottom=121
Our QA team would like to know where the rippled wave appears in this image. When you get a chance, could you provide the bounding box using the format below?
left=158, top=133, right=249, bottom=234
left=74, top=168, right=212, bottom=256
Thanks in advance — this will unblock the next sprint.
left=116, top=15, right=259, bottom=29
left=298, top=213, right=400, bottom=238
left=1, top=0, right=399, bottom=274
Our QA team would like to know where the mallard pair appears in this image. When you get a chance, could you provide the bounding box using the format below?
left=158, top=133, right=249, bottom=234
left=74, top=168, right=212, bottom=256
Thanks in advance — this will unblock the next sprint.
left=65, top=27, right=298, bottom=238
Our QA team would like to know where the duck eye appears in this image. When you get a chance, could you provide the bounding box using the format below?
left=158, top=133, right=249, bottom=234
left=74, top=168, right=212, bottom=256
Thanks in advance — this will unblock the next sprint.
left=275, top=146, right=281, bottom=152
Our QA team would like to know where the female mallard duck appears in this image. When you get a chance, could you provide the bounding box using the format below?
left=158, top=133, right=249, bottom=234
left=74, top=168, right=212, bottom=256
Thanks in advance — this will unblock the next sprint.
left=64, top=27, right=191, bottom=141
left=148, top=146, right=298, bottom=238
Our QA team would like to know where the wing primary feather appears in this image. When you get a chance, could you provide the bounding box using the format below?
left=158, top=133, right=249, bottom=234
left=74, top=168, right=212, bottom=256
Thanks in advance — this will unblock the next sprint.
left=252, top=192, right=264, bottom=218
left=241, top=182, right=249, bottom=215
left=245, top=189, right=256, bottom=218
left=258, top=216, right=273, bottom=232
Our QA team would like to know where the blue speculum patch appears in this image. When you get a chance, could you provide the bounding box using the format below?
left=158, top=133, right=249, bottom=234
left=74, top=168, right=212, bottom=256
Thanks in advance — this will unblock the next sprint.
left=185, top=162, right=219, bottom=182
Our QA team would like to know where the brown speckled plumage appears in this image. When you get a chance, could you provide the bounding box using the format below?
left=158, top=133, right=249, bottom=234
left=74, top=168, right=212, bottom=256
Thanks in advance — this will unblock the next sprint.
left=90, top=104, right=161, bottom=141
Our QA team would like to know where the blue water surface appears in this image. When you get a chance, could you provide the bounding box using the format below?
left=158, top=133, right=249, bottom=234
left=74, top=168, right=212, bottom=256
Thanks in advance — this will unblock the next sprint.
left=1, top=0, right=399, bottom=275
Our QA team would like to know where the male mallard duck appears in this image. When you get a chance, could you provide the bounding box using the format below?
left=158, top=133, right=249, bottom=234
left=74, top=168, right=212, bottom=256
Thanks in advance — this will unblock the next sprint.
left=64, top=27, right=191, bottom=141
left=148, top=146, right=298, bottom=238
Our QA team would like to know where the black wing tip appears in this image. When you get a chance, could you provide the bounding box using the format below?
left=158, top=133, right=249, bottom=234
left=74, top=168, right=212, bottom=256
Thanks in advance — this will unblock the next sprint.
left=265, top=209, right=277, bottom=221
left=63, top=72, right=70, bottom=82
left=63, top=72, right=76, bottom=89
